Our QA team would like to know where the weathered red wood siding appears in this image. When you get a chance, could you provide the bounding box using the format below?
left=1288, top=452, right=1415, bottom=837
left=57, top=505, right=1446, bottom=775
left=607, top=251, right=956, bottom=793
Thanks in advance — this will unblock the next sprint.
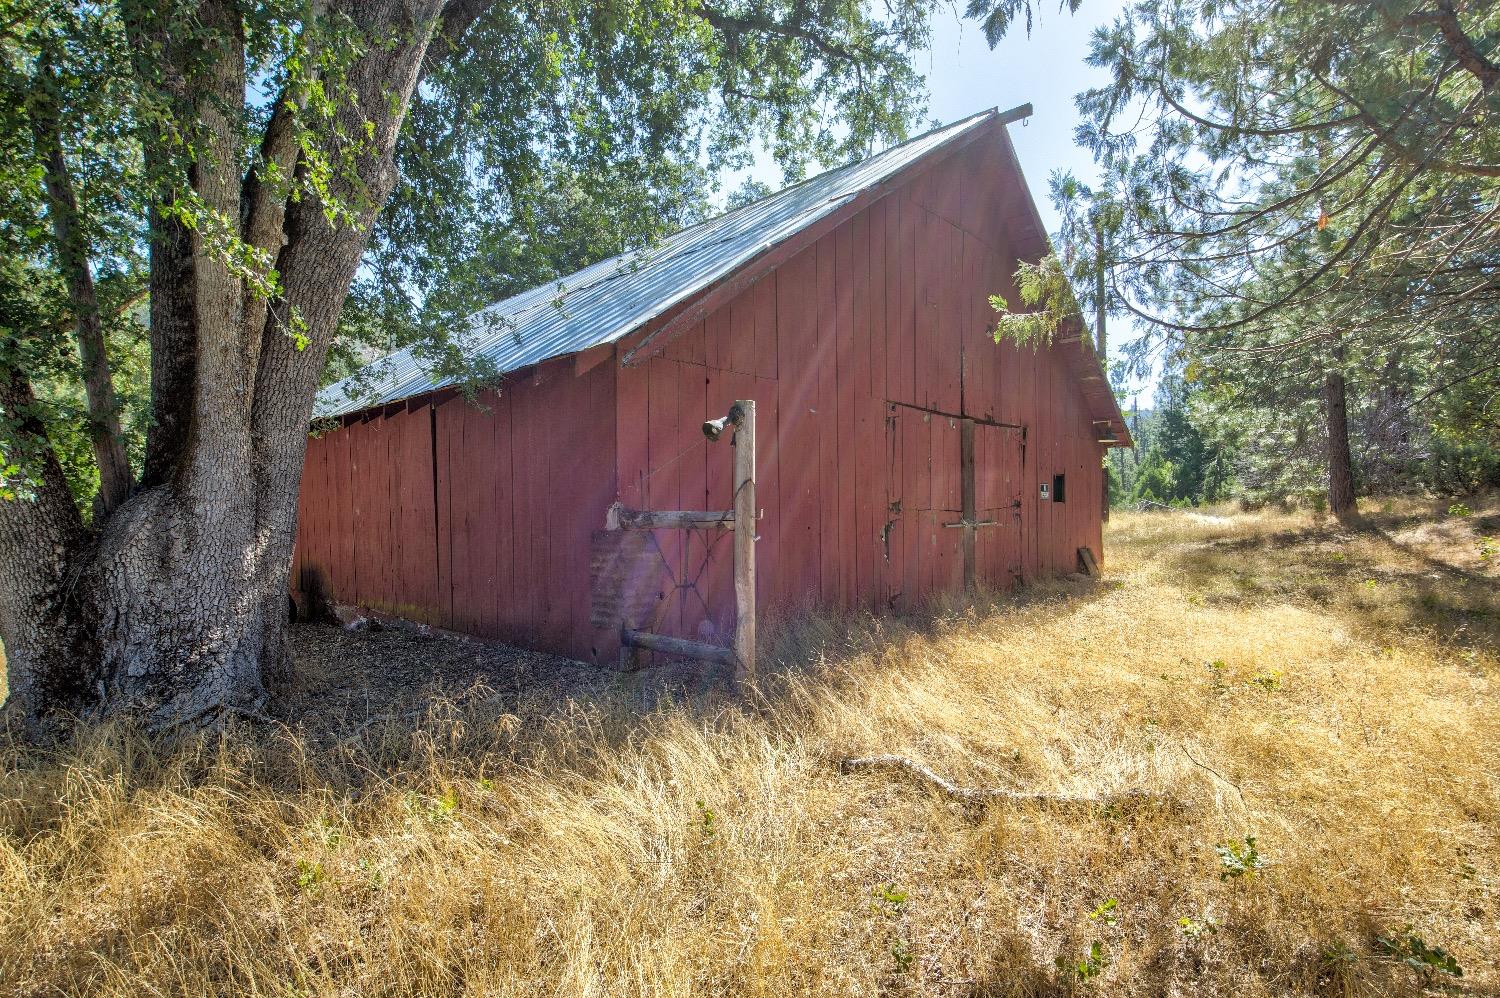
left=614, top=135, right=1106, bottom=648
left=295, top=356, right=616, bottom=661
left=294, top=129, right=1109, bottom=664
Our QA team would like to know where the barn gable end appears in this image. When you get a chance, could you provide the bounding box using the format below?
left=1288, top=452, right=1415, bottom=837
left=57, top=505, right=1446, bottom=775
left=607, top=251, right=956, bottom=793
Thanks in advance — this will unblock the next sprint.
left=294, top=110, right=1129, bottom=665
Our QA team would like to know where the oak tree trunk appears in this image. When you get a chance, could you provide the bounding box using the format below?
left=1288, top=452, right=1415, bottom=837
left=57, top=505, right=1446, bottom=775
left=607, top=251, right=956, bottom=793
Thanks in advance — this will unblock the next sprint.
left=0, top=0, right=475, bottom=735
left=0, top=372, right=101, bottom=724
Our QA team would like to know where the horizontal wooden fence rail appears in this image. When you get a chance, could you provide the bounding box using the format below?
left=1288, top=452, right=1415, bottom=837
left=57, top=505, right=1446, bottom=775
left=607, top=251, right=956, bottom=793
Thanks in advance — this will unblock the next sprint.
left=621, top=628, right=737, bottom=667
left=608, top=506, right=734, bottom=531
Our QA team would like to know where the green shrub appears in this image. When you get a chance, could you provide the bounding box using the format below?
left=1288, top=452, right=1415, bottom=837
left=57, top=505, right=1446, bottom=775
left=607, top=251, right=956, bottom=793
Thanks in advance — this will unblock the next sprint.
left=1375, top=928, right=1463, bottom=984
left=1425, top=439, right=1500, bottom=495
left=1215, top=836, right=1266, bottom=880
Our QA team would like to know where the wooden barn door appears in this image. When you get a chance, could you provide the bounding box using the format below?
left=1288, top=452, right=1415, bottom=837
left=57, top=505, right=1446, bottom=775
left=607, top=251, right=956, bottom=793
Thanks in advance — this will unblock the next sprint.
left=886, top=406, right=1028, bottom=603
left=971, top=421, right=1025, bottom=590
left=885, top=403, right=965, bottom=607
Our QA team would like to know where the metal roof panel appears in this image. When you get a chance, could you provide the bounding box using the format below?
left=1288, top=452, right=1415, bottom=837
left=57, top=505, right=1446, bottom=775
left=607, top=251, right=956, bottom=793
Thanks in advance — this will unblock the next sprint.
left=315, top=109, right=999, bottom=418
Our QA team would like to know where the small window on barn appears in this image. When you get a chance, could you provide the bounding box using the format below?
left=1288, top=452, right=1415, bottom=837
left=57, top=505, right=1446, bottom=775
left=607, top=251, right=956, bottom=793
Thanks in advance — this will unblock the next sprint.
left=1052, top=473, right=1067, bottom=503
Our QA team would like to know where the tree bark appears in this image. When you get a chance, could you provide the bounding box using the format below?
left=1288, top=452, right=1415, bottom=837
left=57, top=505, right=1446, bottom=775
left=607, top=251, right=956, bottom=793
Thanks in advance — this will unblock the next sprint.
left=32, top=67, right=134, bottom=518
left=1324, top=342, right=1359, bottom=524
left=140, top=207, right=198, bottom=488
left=1094, top=224, right=1107, bottom=358
left=1, top=0, right=458, bottom=734
left=0, top=370, right=99, bottom=730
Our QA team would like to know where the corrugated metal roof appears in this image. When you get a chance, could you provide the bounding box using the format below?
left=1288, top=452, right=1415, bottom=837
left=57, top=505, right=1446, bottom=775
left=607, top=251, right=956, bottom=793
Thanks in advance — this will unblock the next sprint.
left=315, top=109, right=1000, bottom=418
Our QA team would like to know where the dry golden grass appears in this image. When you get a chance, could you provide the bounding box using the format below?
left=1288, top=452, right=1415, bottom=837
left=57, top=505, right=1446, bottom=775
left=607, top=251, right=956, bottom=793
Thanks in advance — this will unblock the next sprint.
left=2, top=501, right=1497, bottom=997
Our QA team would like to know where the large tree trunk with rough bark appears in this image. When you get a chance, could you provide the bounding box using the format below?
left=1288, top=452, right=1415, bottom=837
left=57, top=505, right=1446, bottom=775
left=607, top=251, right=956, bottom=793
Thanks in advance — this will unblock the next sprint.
left=0, top=0, right=484, bottom=736
left=1324, top=341, right=1359, bottom=525
left=0, top=372, right=101, bottom=722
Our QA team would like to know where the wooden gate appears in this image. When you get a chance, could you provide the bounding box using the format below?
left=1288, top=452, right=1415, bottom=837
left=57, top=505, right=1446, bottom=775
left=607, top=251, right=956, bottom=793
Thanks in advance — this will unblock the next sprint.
left=591, top=400, right=758, bottom=686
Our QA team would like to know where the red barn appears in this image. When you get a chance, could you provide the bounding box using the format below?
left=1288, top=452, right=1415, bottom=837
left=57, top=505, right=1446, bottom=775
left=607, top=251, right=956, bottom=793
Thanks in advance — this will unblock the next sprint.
left=294, top=107, right=1132, bottom=669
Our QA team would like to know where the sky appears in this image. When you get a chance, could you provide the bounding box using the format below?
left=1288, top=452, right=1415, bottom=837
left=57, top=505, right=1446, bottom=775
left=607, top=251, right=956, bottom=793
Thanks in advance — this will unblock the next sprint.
left=920, top=0, right=1158, bottom=402
left=919, top=1, right=1125, bottom=233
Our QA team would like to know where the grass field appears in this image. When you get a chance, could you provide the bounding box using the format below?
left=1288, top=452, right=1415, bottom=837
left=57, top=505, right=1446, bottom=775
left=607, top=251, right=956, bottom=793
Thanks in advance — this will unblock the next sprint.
left=1, top=499, right=1496, bottom=996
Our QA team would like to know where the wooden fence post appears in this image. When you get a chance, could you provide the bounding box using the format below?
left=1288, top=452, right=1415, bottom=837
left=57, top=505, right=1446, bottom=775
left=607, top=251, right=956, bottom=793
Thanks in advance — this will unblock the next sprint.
left=732, top=399, right=756, bottom=687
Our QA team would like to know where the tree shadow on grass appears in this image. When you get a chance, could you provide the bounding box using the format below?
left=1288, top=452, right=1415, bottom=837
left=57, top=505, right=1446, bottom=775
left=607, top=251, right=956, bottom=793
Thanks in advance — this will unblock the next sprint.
left=1161, top=515, right=1497, bottom=660
left=758, top=572, right=1120, bottom=668
left=225, top=569, right=1126, bottom=800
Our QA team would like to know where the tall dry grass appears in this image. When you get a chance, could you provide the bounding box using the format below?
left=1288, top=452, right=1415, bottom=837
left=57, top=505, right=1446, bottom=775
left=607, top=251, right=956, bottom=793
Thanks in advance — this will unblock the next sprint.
left=1, top=503, right=1496, bottom=996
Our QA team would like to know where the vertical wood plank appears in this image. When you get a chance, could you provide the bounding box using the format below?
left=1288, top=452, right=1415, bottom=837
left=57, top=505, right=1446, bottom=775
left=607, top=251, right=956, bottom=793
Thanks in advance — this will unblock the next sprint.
left=903, top=408, right=927, bottom=603
left=349, top=419, right=369, bottom=607
left=345, top=417, right=363, bottom=603
left=587, top=363, right=625, bottom=664
left=814, top=233, right=840, bottom=607
left=402, top=405, right=438, bottom=621
left=489, top=389, right=515, bottom=641
left=776, top=246, right=821, bottom=608
left=538, top=366, right=572, bottom=649
left=962, top=233, right=994, bottom=421
left=460, top=399, right=488, bottom=635
left=647, top=357, right=684, bottom=637
left=706, top=303, right=732, bottom=372
left=883, top=404, right=904, bottom=607
left=617, top=359, right=650, bottom=510
left=914, top=207, right=938, bottom=410
left=328, top=430, right=349, bottom=600
left=730, top=284, right=757, bottom=376
left=961, top=418, right=975, bottom=589
left=754, top=273, right=778, bottom=382
left=885, top=196, right=911, bottom=405
left=752, top=376, right=781, bottom=617
left=835, top=221, right=858, bottom=607
left=384, top=416, right=400, bottom=612
left=511, top=376, right=541, bottom=643
left=938, top=220, right=964, bottom=414
left=433, top=404, right=453, bottom=627
left=542, top=367, right=579, bottom=653
left=343, top=421, right=362, bottom=603
left=850, top=210, right=877, bottom=609
left=869, top=197, right=888, bottom=403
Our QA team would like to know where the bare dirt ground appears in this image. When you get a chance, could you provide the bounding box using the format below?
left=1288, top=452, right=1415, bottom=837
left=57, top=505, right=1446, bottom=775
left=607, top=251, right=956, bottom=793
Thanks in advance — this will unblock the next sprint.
left=274, top=622, right=604, bottom=730
left=272, top=619, right=737, bottom=743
